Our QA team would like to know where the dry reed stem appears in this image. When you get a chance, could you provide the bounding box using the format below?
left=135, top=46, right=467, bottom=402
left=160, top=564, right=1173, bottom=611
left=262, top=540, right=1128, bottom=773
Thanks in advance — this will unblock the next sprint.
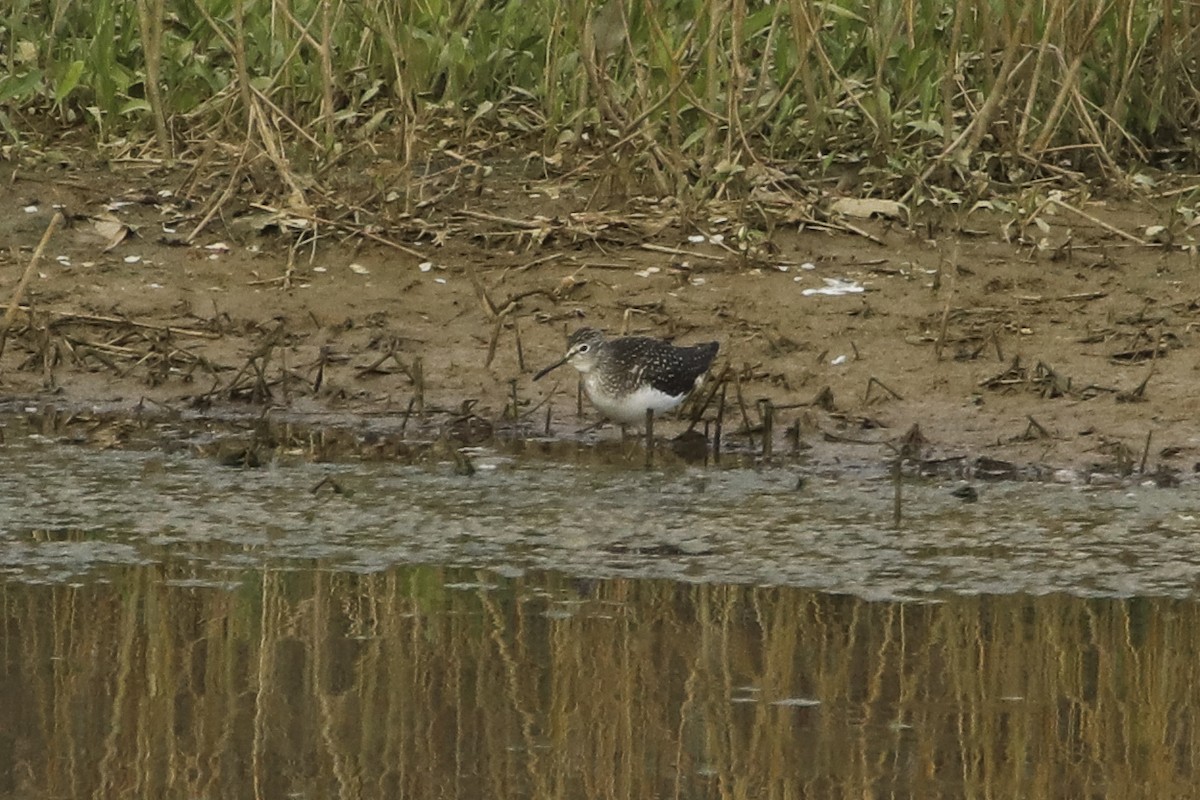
left=759, top=398, right=773, bottom=459
left=903, top=0, right=1035, bottom=203
left=0, top=212, right=63, bottom=360
left=135, top=0, right=170, bottom=157
left=934, top=246, right=958, bottom=361
left=229, top=0, right=254, bottom=130
left=1049, top=198, right=1146, bottom=244
left=1031, top=0, right=1108, bottom=156
left=892, top=456, right=903, bottom=526
left=187, top=133, right=252, bottom=244
left=0, top=306, right=221, bottom=340
left=485, top=318, right=503, bottom=368
left=319, top=0, right=336, bottom=145
left=714, top=383, right=726, bottom=461
left=687, top=364, right=730, bottom=432
left=249, top=203, right=424, bottom=258
left=864, top=377, right=903, bottom=403
left=644, top=408, right=654, bottom=468
left=734, top=369, right=754, bottom=446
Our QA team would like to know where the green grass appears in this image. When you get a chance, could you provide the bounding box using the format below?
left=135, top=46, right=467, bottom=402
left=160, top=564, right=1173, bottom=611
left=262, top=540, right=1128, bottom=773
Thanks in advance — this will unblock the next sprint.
left=1, top=0, right=1196, bottom=203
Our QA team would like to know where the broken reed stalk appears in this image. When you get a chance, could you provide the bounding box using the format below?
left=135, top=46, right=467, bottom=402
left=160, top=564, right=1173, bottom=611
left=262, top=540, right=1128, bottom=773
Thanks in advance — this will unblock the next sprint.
left=644, top=409, right=655, bottom=469
left=40, top=314, right=55, bottom=389
left=251, top=355, right=270, bottom=402
left=0, top=211, right=63, bottom=361
left=485, top=317, right=503, bottom=367
left=134, top=0, right=170, bottom=155
left=759, top=399, right=774, bottom=459
left=1025, top=415, right=1049, bottom=439
left=0, top=309, right=218, bottom=340
left=1140, top=430, right=1152, bottom=474
left=214, top=321, right=284, bottom=402
left=864, top=376, right=903, bottom=403
left=714, top=383, right=726, bottom=463
left=935, top=295, right=952, bottom=360
left=787, top=419, right=802, bottom=454
left=577, top=378, right=584, bottom=418
left=312, top=347, right=327, bottom=393
left=734, top=370, right=755, bottom=448
left=934, top=244, right=958, bottom=361
left=687, top=364, right=731, bottom=433
left=901, top=0, right=1034, bottom=204
left=468, top=263, right=500, bottom=318
left=508, top=378, right=519, bottom=420
left=280, top=348, right=290, bottom=403
left=893, top=456, right=903, bottom=527
left=400, top=396, right=415, bottom=433
left=991, top=329, right=1004, bottom=361
left=412, top=356, right=425, bottom=416
left=514, top=317, right=525, bottom=371
left=544, top=405, right=552, bottom=436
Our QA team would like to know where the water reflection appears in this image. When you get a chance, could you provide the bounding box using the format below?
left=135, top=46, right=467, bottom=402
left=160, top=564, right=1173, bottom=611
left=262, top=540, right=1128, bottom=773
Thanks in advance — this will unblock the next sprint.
left=2, top=568, right=1198, bottom=799
left=4, top=426, right=1200, bottom=797
left=3, top=438, right=1200, bottom=597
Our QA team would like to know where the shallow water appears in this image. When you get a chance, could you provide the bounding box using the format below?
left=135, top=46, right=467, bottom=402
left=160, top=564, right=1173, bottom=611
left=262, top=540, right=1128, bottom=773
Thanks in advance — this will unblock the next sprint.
left=2, top=427, right=1199, bottom=798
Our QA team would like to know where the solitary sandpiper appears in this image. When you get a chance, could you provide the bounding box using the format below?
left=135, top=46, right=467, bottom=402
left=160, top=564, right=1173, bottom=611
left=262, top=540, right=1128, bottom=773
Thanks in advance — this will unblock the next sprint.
left=534, top=328, right=720, bottom=425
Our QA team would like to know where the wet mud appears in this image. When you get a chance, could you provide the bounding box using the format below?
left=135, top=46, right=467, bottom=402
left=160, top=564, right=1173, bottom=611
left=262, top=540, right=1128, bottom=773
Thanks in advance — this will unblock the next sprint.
left=3, top=161, right=1199, bottom=483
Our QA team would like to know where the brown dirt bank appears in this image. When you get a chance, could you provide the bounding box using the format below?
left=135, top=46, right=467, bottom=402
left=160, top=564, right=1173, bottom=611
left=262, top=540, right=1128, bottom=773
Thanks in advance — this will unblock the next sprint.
left=2, top=160, right=1199, bottom=481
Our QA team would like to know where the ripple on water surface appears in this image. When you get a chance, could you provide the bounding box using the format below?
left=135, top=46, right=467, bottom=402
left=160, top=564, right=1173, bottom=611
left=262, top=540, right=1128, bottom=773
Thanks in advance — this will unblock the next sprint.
left=2, top=435, right=1200, bottom=596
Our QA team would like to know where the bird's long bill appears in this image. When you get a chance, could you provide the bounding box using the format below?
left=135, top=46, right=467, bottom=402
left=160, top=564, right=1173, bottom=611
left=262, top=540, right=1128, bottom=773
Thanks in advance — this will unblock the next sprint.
left=533, top=357, right=569, bottom=381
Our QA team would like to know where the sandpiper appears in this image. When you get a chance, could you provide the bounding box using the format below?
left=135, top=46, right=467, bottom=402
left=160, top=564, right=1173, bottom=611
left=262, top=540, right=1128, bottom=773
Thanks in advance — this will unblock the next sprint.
left=534, top=328, right=720, bottom=425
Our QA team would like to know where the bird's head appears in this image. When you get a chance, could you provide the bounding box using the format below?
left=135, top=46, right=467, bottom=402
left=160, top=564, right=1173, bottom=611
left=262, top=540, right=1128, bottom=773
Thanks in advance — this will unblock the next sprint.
left=534, top=327, right=606, bottom=379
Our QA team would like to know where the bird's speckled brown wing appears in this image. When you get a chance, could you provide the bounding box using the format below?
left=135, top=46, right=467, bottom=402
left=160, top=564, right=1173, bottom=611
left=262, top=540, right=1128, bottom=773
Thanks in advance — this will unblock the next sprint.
left=601, top=337, right=719, bottom=397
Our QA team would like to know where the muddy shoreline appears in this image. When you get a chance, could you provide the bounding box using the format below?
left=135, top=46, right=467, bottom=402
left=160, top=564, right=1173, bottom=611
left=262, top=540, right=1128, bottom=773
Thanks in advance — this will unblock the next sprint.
left=2, top=162, right=1199, bottom=483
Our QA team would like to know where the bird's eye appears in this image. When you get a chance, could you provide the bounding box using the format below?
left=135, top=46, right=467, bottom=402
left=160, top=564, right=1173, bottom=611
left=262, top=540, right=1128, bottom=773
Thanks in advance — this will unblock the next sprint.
left=577, top=343, right=590, bottom=353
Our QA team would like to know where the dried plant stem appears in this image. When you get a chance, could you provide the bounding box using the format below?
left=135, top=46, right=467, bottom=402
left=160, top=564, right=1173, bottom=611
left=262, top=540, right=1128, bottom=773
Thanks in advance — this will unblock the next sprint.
left=892, top=457, right=903, bottom=527
left=0, top=211, right=63, bottom=360
left=1030, top=0, right=1108, bottom=156
left=644, top=409, right=654, bottom=469
left=759, top=399, right=773, bottom=459
left=934, top=245, right=958, bottom=361
left=134, top=0, right=170, bottom=156
left=903, top=0, right=1034, bottom=203
left=714, top=384, right=726, bottom=463
left=1050, top=197, right=1146, bottom=244
left=229, top=0, right=255, bottom=129
left=412, top=356, right=425, bottom=416
left=319, top=0, right=336, bottom=145
left=734, top=370, right=754, bottom=447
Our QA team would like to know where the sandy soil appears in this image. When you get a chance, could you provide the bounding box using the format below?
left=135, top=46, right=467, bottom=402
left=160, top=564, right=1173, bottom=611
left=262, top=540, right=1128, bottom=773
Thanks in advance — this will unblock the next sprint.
left=3, top=157, right=1199, bottom=480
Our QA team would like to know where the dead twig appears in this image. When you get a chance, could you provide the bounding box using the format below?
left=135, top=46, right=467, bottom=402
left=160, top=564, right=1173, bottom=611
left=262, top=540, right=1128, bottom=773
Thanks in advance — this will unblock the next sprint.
left=468, top=264, right=501, bottom=319
left=1116, top=368, right=1153, bottom=403
left=0, top=306, right=222, bottom=340
left=248, top=202, right=426, bottom=258
left=0, top=212, right=63, bottom=359
left=1024, top=415, right=1050, bottom=440
left=1048, top=198, right=1145, bottom=245
left=686, top=364, right=731, bottom=432
left=639, top=242, right=727, bottom=263
left=864, top=377, right=903, bottom=403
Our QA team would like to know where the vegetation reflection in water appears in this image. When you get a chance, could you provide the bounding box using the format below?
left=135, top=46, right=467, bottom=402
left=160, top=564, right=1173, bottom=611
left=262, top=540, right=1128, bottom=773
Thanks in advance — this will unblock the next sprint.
left=2, top=431, right=1200, bottom=797
left=1, top=566, right=1197, bottom=799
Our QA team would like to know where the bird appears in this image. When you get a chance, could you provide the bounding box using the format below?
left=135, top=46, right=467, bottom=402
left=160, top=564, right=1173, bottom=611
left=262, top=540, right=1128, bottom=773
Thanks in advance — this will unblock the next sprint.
left=534, top=327, right=720, bottom=425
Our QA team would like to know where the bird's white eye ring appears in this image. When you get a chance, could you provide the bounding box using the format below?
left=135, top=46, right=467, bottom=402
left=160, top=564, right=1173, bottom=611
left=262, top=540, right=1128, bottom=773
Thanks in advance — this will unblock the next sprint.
left=577, top=343, right=590, bottom=353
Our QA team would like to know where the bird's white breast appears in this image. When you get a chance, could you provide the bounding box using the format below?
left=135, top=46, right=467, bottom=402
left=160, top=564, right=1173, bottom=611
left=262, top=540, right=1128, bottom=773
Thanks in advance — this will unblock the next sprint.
left=584, top=375, right=687, bottom=425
